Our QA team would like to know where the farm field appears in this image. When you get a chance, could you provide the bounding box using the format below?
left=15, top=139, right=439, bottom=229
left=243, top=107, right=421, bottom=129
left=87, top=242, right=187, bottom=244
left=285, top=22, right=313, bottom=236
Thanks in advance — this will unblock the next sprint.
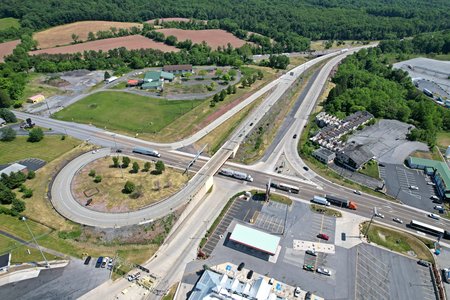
left=156, top=28, right=248, bottom=49
left=53, top=91, right=203, bottom=135
left=0, top=17, right=20, bottom=30
left=30, top=35, right=178, bottom=55
left=33, top=20, right=142, bottom=49
left=0, top=39, right=20, bottom=62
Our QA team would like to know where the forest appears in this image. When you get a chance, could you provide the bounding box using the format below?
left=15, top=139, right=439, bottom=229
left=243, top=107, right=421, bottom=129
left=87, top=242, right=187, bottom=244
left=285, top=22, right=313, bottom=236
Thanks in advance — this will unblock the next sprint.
left=1, top=0, right=449, bottom=43
left=325, top=47, right=450, bottom=147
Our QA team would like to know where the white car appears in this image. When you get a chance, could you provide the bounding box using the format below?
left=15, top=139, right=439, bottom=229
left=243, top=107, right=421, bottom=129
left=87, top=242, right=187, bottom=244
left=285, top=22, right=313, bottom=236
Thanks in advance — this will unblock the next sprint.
left=393, top=218, right=403, bottom=224
left=353, top=190, right=362, bottom=195
left=375, top=212, right=384, bottom=218
left=317, top=267, right=331, bottom=276
left=427, top=182, right=436, bottom=186
left=409, top=185, right=419, bottom=190
left=434, top=206, right=444, bottom=210
left=294, top=287, right=301, bottom=298
left=431, top=196, right=439, bottom=201
left=428, top=213, right=440, bottom=220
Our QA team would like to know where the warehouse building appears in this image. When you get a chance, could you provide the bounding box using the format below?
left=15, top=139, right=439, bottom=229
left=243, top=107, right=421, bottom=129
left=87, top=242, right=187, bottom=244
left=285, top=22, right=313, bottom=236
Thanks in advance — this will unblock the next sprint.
left=313, top=148, right=336, bottom=164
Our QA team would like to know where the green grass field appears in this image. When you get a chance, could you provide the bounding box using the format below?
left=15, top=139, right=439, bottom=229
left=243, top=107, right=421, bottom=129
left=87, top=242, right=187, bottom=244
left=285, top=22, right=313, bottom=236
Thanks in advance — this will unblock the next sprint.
left=358, top=160, right=380, bottom=179
left=437, top=131, right=450, bottom=148
left=0, top=136, right=81, bottom=164
left=53, top=91, right=203, bottom=134
left=0, top=235, right=58, bottom=264
left=0, top=18, right=20, bottom=30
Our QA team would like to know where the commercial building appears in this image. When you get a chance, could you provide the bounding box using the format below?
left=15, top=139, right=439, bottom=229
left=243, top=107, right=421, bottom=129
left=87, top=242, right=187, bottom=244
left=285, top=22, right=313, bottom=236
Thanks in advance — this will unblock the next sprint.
left=335, top=143, right=373, bottom=171
left=27, top=94, right=45, bottom=104
left=313, top=148, right=336, bottom=164
left=163, top=64, right=193, bottom=74
left=0, top=253, right=10, bottom=272
left=229, top=224, right=280, bottom=256
left=127, top=79, right=140, bottom=87
left=0, top=163, right=28, bottom=176
left=407, top=157, right=450, bottom=200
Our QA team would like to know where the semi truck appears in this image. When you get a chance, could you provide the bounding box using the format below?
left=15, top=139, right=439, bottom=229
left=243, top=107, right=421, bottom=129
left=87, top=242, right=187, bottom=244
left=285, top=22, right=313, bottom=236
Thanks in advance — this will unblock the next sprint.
left=270, top=182, right=300, bottom=194
left=325, top=195, right=357, bottom=210
left=132, top=147, right=161, bottom=158
left=105, top=76, right=119, bottom=84
left=219, top=168, right=253, bottom=182
left=312, top=195, right=330, bottom=206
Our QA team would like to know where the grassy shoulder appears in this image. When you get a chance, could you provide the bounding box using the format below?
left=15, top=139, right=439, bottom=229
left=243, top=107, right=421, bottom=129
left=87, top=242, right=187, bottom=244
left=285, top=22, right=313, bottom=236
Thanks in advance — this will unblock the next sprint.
left=358, top=160, right=380, bottom=179
left=310, top=204, right=342, bottom=217
left=0, top=18, right=20, bottom=30
left=410, top=146, right=443, bottom=162
left=437, top=131, right=450, bottom=149
left=361, top=222, right=433, bottom=262
left=250, top=189, right=293, bottom=206
left=0, top=135, right=81, bottom=164
left=162, top=283, right=178, bottom=300
left=0, top=235, right=59, bottom=264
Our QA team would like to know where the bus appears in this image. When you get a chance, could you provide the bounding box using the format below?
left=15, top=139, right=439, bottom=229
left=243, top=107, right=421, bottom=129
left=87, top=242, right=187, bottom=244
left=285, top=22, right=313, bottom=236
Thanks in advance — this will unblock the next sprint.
left=409, top=220, right=449, bottom=239
left=270, top=182, right=300, bottom=194
left=132, top=147, right=161, bottom=158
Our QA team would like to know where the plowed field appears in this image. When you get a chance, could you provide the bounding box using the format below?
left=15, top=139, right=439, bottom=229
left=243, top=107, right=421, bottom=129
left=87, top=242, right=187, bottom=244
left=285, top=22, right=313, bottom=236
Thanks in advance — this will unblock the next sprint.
left=34, top=21, right=142, bottom=49
left=156, top=29, right=249, bottom=49
left=0, top=39, right=19, bottom=62
left=30, top=35, right=178, bottom=55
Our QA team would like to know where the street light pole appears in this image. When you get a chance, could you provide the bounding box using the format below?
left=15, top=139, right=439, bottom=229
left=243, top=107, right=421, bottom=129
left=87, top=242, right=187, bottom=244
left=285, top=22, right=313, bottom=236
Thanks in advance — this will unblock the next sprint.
left=22, top=217, right=50, bottom=268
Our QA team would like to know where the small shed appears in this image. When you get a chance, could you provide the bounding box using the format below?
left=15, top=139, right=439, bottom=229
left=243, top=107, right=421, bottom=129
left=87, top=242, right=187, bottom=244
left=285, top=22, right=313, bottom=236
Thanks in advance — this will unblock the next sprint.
left=27, top=94, right=45, bottom=104
left=0, top=163, right=28, bottom=176
left=0, top=253, right=11, bottom=272
left=127, top=79, right=140, bottom=87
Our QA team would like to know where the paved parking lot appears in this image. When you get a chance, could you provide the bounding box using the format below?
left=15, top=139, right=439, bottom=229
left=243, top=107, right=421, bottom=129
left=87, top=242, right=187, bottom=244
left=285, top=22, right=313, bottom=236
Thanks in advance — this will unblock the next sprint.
left=253, top=201, right=288, bottom=234
left=380, top=163, right=441, bottom=212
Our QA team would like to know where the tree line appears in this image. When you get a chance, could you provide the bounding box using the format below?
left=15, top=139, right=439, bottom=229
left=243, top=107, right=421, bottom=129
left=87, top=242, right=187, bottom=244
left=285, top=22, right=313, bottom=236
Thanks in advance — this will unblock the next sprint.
left=1, top=0, right=449, bottom=44
left=379, top=30, right=450, bottom=55
left=325, top=47, right=450, bottom=147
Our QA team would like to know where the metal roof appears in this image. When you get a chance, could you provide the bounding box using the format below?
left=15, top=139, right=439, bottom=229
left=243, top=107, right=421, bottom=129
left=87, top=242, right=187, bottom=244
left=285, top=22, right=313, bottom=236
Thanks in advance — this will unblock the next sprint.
left=408, top=157, right=450, bottom=191
left=0, top=163, right=27, bottom=176
left=229, top=224, right=280, bottom=255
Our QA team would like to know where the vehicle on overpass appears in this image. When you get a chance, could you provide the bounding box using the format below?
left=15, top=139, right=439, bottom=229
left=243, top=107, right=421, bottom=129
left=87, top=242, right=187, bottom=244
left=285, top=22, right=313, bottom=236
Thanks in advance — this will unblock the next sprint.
left=312, top=195, right=330, bottom=206
left=219, top=168, right=253, bottom=182
left=132, top=147, right=161, bottom=158
left=270, top=182, right=300, bottom=194
left=325, top=195, right=357, bottom=210
left=409, top=220, right=450, bottom=239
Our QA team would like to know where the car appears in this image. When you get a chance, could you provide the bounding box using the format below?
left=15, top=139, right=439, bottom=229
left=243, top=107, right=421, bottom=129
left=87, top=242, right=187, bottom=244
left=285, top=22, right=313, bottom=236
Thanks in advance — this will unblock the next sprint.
left=84, top=256, right=92, bottom=265
left=303, top=166, right=309, bottom=171
left=434, top=205, right=444, bottom=210
left=268, top=278, right=274, bottom=285
left=353, top=190, right=362, bottom=195
left=246, top=270, right=253, bottom=279
left=303, top=264, right=315, bottom=272
left=317, top=267, right=331, bottom=276
left=305, top=291, right=312, bottom=300
left=91, top=150, right=98, bottom=154
left=134, top=272, right=141, bottom=280
left=427, top=182, right=436, bottom=186
left=393, top=218, right=403, bottom=224
left=429, top=213, right=440, bottom=220
left=101, top=257, right=108, bottom=268
left=116, top=149, right=122, bottom=153
left=293, top=134, right=297, bottom=139
left=306, top=250, right=317, bottom=257
left=431, top=195, right=439, bottom=201
left=127, top=274, right=134, bottom=281
left=375, top=212, right=384, bottom=218
left=237, top=262, right=245, bottom=271
left=95, top=257, right=103, bottom=268
left=294, top=287, right=301, bottom=298
left=317, top=233, right=329, bottom=240
left=249, top=122, right=254, bottom=126
left=409, top=185, right=419, bottom=190
left=418, top=260, right=430, bottom=267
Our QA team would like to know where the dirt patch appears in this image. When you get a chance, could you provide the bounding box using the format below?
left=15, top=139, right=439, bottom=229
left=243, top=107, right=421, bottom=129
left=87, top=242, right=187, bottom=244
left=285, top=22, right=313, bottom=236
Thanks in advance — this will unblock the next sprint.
left=71, top=156, right=185, bottom=213
left=0, top=39, right=19, bottom=62
left=156, top=28, right=249, bottom=49
left=30, top=35, right=178, bottom=55
left=34, top=21, right=142, bottom=49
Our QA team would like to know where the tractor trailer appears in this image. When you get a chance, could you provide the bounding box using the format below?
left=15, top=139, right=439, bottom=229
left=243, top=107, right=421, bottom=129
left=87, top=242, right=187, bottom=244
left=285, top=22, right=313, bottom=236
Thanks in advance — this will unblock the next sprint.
left=312, top=195, right=330, bottom=206
left=219, top=168, right=253, bottom=182
left=325, top=195, right=357, bottom=210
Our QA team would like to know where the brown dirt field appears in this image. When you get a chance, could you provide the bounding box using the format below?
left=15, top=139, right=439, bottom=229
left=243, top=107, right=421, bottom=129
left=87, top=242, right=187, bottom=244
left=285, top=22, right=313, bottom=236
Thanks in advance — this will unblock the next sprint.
left=0, top=39, right=20, bottom=62
left=156, top=28, right=249, bottom=49
left=146, top=17, right=192, bottom=24
left=30, top=35, right=179, bottom=55
left=34, top=21, right=142, bottom=49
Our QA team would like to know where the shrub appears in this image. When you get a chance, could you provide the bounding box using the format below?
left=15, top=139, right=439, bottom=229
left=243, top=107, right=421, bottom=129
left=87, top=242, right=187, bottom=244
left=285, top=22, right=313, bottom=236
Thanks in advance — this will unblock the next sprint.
left=28, top=128, right=44, bottom=142
left=132, top=162, right=139, bottom=173
left=27, top=170, right=36, bottom=180
left=93, top=175, right=102, bottom=183
left=122, top=156, right=130, bottom=168
left=143, top=162, right=151, bottom=172
left=0, top=127, right=16, bottom=141
left=22, top=188, right=33, bottom=198
left=112, top=156, right=119, bottom=168
left=88, top=170, right=96, bottom=177
left=123, top=181, right=135, bottom=194
left=155, top=160, right=165, bottom=174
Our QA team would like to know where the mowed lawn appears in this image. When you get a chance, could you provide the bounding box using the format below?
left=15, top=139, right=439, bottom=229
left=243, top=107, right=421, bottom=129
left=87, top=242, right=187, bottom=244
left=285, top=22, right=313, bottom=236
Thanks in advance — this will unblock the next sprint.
left=53, top=92, right=203, bottom=134
left=0, top=18, right=20, bottom=30
left=0, top=136, right=80, bottom=164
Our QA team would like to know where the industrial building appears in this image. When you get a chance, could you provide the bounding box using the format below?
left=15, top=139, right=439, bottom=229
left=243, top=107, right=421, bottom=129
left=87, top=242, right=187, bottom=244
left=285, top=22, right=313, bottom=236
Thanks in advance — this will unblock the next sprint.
left=140, top=71, right=175, bottom=90
left=407, top=157, right=450, bottom=201
left=335, top=143, right=374, bottom=171
left=312, top=148, right=336, bottom=164
left=229, top=224, right=280, bottom=256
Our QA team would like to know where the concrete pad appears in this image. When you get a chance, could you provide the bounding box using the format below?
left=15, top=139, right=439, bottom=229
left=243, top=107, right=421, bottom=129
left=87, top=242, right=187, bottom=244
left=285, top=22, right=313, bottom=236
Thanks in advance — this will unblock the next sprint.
left=0, top=269, right=40, bottom=287
left=293, top=240, right=335, bottom=254
left=335, top=211, right=367, bottom=249
left=268, top=245, right=282, bottom=263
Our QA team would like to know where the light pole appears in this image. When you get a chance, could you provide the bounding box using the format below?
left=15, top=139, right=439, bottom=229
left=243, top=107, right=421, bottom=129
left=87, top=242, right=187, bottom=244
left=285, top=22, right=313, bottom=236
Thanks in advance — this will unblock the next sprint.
left=21, top=217, right=50, bottom=268
left=112, top=134, right=124, bottom=179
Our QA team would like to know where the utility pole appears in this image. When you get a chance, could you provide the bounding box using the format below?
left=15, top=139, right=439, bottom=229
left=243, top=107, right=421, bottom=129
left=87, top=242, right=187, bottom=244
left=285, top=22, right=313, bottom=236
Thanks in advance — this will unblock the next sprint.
left=364, top=207, right=377, bottom=239
left=22, top=217, right=50, bottom=268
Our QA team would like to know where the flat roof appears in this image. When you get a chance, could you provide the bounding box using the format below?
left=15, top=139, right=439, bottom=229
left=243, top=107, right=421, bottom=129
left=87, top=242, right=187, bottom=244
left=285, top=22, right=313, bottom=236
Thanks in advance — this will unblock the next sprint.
left=229, top=224, right=280, bottom=255
left=0, top=163, right=27, bottom=176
